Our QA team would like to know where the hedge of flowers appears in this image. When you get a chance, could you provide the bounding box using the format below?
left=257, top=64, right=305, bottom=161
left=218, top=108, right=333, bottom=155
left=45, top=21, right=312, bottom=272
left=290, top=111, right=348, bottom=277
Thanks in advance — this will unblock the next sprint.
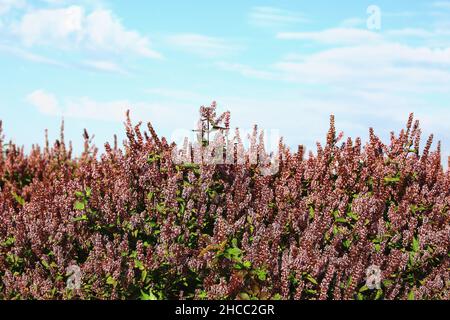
left=0, top=103, right=448, bottom=300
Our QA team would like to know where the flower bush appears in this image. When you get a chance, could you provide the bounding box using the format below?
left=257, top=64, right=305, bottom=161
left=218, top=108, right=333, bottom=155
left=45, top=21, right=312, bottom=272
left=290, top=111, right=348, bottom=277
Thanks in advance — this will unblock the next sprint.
left=0, top=103, right=448, bottom=300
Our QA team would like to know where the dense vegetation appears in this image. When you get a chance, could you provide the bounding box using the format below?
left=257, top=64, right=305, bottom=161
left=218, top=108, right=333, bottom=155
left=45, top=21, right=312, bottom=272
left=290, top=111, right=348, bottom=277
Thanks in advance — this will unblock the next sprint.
left=0, top=103, right=448, bottom=300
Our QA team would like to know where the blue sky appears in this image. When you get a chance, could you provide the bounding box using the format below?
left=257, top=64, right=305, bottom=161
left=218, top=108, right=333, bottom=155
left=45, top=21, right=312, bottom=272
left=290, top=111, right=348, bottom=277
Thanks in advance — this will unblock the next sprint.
left=1, top=0, right=450, bottom=159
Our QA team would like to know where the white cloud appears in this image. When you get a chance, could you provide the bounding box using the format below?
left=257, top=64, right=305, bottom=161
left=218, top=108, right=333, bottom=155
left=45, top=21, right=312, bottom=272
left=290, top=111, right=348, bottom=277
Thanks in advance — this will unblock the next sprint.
left=25, top=90, right=194, bottom=129
left=83, top=9, right=161, bottom=58
left=41, top=0, right=69, bottom=4
left=0, top=44, right=132, bottom=74
left=145, top=88, right=205, bottom=102
left=432, top=1, right=450, bottom=9
left=216, top=62, right=276, bottom=80
left=26, top=89, right=129, bottom=121
left=231, top=43, right=450, bottom=93
left=249, top=6, right=307, bottom=27
left=27, top=90, right=61, bottom=115
left=0, top=44, right=67, bottom=66
left=12, top=6, right=162, bottom=58
left=0, top=0, right=26, bottom=15
left=277, top=28, right=383, bottom=45
left=82, top=60, right=128, bottom=75
left=167, top=33, right=239, bottom=58
left=383, top=11, right=418, bottom=17
left=340, top=18, right=365, bottom=28
left=253, top=27, right=450, bottom=94
left=15, top=5, right=84, bottom=47
left=386, top=28, right=434, bottom=38
left=218, top=32, right=450, bottom=141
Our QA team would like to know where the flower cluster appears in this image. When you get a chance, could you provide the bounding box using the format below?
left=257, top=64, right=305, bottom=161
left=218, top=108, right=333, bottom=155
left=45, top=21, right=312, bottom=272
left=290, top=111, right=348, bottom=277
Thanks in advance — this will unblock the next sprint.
left=0, top=105, right=448, bottom=300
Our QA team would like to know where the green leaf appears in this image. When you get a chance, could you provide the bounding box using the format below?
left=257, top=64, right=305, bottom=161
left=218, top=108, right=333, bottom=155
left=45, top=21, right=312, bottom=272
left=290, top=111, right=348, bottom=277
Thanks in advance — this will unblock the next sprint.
left=359, top=285, right=369, bottom=293
left=234, top=263, right=243, bottom=270
left=74, top=201, right=85, bottom=210
left=41, top=260, right=50, bottom=270
left=243, top=260, right=252, bottom=269
left=347, top=211, right=359, bottom=221
left=305, top=274, right=318, bottom=285
left=375, top=289, right=383, bottom=300
left=179, top=202, right=186, bottom=215
left=134, top=259, right=144, bottom=271
left=305, top=289, right=317, bottom=295
left=228, top=247, right=241, bottom=256
left=140, top=290, right=158, bottom=300
left=408, top=289, right=415, bottom=300
left=412, top=236, right=419, bottom=252
left=224, top=246, right=243, bottom=263
left=141, top=269, right=148, bottom=282
left=106, top=276, right=118, bottom=288
left=72, top=214, right=88, bottom=222
left=271, top=293, right=282, bottom=300
left=239, top=292, right=250, bottom=300
left=1, top=236, right=15, bottom=247
left=75, top=191, right=84, bottom=198
left=384, top=176, right=400, bottom=183
left=255, top=269, right=267, bottom=281
left=335, top=217, right=347, bottom=223
left=225, top=247, right=242, bottom=258
left=382, top=279, right=393, bottom=287
left=147, top=153, right=161, bottom=164
left=332, top=225, right=339, bottom=235
left=343, top=239, right=351, bottom=249
left=156, top=203, right=166, bottom=214
left=309, top=207, right=315, bottom=220
left=11, top=192, right=25, bottom=206
left=346, top=276, right=352, bottom=288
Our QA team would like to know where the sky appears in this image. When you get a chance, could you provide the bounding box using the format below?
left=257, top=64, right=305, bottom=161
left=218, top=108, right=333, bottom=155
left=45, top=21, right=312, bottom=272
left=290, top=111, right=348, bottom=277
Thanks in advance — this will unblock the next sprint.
left=0, top=0, right=449, bottom=160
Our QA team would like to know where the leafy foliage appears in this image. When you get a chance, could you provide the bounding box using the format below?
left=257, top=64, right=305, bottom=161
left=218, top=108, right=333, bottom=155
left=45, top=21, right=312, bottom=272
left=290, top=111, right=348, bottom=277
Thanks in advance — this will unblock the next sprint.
left=0, top=107, right=448, bottom=300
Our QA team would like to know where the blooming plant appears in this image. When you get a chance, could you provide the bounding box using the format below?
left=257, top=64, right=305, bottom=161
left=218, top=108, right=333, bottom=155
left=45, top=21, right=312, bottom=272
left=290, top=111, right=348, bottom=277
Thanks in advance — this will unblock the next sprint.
left=0, top=103, right=448, bottom=300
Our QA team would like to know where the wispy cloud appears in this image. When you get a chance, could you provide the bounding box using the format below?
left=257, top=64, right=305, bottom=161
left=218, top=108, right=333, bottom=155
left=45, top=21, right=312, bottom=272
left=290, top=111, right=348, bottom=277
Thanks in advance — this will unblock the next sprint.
left=221, top=40, right=450, bottom=94
left=271, top=44, right=450, bottom=92
left=340, top=18, right=365, bottom=28
left=26, top=89, right=61, bottom=115
left=0, top=44, right=68, bottom=67
left=382, top=11, right=418, bottom=17
left=249, top=6, right=307, bottom=27
left=145, top=88, right=205, bottom=102
left=0, top=44, right=135, bottom=75
left=25, top=89, right=192, bottom=129
left=277, top=28, right=383, bottom=45
left=217, top=26, right=450, bottom=144
left=82, top=60, right=129, bottom=75
left=386, top=28, right=434, bottom=38
left=216, top=62, right=276, bottom=80
left=167, top=33, right=240, bottom=58
left=432, top=1, right=450, bottom=9
left=0, top=0, right=26, bottom=15
left=11, top=5, right=162, bottom=59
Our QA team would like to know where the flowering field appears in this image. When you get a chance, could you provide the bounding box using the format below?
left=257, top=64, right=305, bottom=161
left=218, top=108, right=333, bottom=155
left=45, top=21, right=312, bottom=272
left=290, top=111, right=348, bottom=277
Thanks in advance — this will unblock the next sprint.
left=0, top=104, right=448, bottom=300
